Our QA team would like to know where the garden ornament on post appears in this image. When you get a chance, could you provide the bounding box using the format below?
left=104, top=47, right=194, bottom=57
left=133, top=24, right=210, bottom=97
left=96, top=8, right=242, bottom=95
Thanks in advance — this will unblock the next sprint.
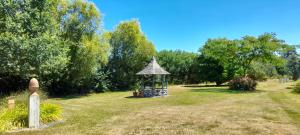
left=28, top=78, right=40, bottom=128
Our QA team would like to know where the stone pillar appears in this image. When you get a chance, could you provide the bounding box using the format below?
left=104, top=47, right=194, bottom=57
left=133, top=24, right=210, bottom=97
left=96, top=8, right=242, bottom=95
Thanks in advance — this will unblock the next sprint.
left=28, top=78, right=40, bottom=128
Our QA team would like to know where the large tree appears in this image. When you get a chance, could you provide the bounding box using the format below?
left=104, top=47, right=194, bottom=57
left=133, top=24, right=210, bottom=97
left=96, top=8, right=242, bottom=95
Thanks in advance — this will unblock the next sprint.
left=108, top=20, right=156, bottom=90
left=0, top=0, right=110, bottom=95
left=51, top=0, right=110, bottom=94
left=195, top=55, right=224, bottom=85
left=0, top=0, right=69, bottom=93
left=237, top=33, right=286, bottom=76
left=285, top=47, right=300, bottom=80
left=201, top=38, right=239, bottom=81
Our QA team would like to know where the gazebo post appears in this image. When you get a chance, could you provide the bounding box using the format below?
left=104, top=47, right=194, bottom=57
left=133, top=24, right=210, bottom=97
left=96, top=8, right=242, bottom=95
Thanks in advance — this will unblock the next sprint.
left=161, top=75, right=164, bottom=96
left=166, top=75, right=168, bottom=89
left=152, top=75, right=155, bottom=96
left=141, top=76, right=144, bottom=91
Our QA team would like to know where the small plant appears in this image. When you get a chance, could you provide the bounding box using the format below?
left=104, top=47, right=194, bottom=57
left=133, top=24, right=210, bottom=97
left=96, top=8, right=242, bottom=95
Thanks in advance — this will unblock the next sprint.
left=41, top=103, right=62, bottom=123
left=229, top=77, right=257, bottom=91
left=0, top=104, right=27, bottom=132
left=293, top=81, right=300, bottom=93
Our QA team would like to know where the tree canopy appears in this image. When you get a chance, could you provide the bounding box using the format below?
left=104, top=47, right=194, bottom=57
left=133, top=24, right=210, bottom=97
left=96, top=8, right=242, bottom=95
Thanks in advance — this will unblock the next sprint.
left=107, top=20, right=156, bottom=90
left=200, top=33, right=288, bottom=84
left=0, top=0, right=110, bottom=95
left=0, top=0, right=69, bottom=93
left=157, top=50, right=198, bottom=84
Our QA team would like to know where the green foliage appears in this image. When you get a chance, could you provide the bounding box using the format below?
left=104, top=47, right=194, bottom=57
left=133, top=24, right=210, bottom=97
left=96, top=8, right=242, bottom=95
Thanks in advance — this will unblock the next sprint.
left=200, top=33, right=287, bottom=83
left=108, top=20, right=156, bottom=90
left=229, top=77, right=257, bottom=91
left=49, top=0, right=109, bottom=95
left=195, top=55, right=224, bottom=85
left=0, top=103, right=62, bottom=132
left=0, top=0, right=70, bottom=94
left=293, top=81, right=300, bottom=93
left=0, top=0, right=295, bottom=95
left=247, top=62, right=278, bottom=81
left=238, top=33, right=286, bottom=75
left=201, top=38, right=239, bottom=82
left=91, top=69, right=110, bottom=92
left=285, top=48, right=300, bottom=80
left=41, top=103, right=62, bottom=123
left=157, top=50, right=198, bottom=84
left=0, top=104, right=27, bottom=132
left=0, top=0, right=110, bottom=96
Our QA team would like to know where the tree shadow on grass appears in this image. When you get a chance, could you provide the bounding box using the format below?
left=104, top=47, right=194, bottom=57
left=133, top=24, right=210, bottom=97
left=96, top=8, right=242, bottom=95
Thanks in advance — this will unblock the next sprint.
left=51, top=93, right=93, bottom=100
left=190, top=87, right=265, bottom=94
left=184, top=84, right=228, bottom=88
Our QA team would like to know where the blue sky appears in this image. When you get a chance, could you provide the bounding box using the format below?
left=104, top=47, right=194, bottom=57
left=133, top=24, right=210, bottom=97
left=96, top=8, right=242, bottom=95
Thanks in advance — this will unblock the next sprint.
left=93, top=0, right=300, bottom=52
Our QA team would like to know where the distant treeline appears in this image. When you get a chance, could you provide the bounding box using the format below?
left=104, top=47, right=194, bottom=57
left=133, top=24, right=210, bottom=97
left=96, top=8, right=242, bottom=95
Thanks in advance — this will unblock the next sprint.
left=0, top=0, right=299, bottom=96
left=158, top=36, right=299, bottom=85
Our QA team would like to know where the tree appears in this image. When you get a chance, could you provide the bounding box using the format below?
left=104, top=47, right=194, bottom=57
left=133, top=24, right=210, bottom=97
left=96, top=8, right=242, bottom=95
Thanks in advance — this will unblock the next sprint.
left=237, top=33, right=286, bottom=76
left=195, top=55, right=224, bottom=85
left=157, top=50, right=198, bottom=84
left=0, top=0, right=110, bottom=96
left=247, top=62, right=278, bottom=81
left=200, top=33, right=286, bottom=83
left=0, top=0, right=69, bottom=94
left=200, top=38, right=239, bottom=81
left=108, top=20, right=156, bottom=90
left=50, top=0, right=110, bottom=95
left=285, top=48, right=300, bottom=80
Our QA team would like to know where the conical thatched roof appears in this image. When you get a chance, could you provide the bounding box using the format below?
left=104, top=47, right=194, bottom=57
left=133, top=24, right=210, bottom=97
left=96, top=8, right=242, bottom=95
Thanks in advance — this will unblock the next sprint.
left=136, top=57, right=170, bottom=75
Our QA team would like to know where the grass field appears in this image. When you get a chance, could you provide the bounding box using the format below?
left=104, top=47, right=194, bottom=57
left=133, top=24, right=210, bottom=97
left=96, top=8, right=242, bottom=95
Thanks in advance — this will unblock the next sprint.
left=5, top=80, right=300, bottom=135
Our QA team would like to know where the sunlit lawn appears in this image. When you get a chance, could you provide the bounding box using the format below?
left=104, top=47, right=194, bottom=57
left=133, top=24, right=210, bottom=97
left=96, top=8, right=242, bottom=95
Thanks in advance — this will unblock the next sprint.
left=6, top=80, right=300, bottom=135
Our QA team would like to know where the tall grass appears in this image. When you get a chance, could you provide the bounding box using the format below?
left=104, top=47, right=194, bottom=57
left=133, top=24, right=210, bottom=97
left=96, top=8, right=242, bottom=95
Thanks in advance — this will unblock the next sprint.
left=293, top=80, right=300, bottom=93
left=0, top=89, right=48, bottom=110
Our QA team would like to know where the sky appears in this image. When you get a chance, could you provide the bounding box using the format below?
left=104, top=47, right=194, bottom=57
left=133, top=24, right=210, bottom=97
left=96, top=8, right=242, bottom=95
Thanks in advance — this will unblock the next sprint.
left=93, top=0, right=300, bottom=52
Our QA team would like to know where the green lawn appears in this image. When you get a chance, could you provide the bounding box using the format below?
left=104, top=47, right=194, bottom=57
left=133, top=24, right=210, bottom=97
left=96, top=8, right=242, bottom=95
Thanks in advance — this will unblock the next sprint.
left=5, top=80, right=300, bottom=135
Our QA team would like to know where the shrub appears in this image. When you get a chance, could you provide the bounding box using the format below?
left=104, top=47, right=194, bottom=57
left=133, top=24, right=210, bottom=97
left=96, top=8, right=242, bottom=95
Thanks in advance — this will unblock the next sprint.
left=0, top=104, right=27, bottom=132
left=293, top=81, right=300, bottom=93
left=0, top=103, right=62, bottom=132
left=229, top=77, right=257, bottom=91
left=247, top=70, right=268, bottom=81
left=41, top=103, right=62, bottom=123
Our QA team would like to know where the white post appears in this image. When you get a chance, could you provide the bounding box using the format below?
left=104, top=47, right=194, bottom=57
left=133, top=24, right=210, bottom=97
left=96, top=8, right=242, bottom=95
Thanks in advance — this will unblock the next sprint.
left=28, top=78, right=40, bottom=128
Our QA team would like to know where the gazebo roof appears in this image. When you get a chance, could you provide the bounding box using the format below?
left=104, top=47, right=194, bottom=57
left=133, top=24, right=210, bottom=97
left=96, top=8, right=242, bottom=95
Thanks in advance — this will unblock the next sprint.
left=137, top=57, right=170, bottom=75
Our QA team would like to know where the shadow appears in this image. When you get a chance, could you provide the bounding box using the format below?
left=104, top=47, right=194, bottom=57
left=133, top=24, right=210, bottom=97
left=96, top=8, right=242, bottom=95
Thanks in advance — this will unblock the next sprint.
left=184, top=84, right=228, bottom=88
left=190, top=87, right=265, bottom=94
left=125, top=96, right=144, bottom=99
left=52, top=93, right=91, bottom=100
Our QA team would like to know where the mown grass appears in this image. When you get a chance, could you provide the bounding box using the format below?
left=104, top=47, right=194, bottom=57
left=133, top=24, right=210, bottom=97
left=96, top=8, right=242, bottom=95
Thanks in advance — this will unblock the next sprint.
left=268, top=92, right=300, bottom=125
left=2, top=80, right=300, bottom=135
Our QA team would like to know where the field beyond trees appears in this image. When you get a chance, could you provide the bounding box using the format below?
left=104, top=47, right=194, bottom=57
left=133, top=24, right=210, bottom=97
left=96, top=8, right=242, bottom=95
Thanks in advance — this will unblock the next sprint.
left=6, top=80, right=300, bottom=135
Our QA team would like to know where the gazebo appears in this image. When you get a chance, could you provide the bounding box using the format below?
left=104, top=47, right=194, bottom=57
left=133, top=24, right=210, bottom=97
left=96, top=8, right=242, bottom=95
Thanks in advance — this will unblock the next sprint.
left=136, top=57, right=170, bottom=97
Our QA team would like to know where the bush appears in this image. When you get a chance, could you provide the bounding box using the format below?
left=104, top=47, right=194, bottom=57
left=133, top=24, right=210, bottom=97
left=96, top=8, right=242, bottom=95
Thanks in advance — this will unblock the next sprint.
left=229, top=77, right=257, bottom=91
left=247, top=70, right=268, bottom=81
left=0, top=103, right=62, bottom=132
left=0, top=104, right=27, bottom=132
left=41, top=103, right=62, bottom=123
left=293, top=81, right=300, bottom=93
